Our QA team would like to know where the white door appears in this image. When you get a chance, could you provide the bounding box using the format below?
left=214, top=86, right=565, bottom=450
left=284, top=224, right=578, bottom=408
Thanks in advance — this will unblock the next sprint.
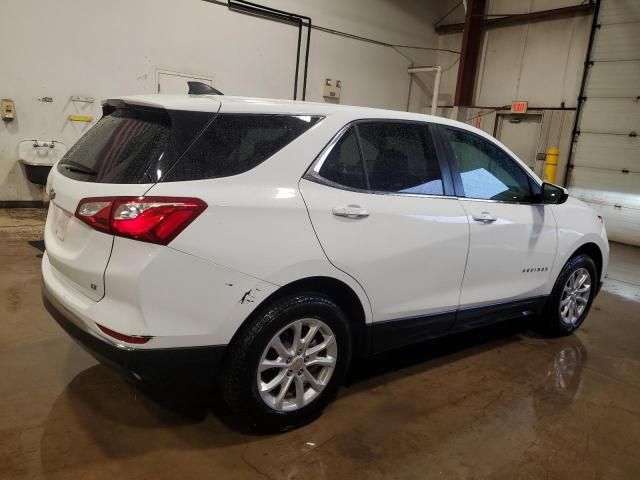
left=568, top=0, right=640, bottom=246
left=300, top=122, right=469, bottom=352
left=440, top=126, right=557, bottom=327
left=495, top=114, right=543, bottom=175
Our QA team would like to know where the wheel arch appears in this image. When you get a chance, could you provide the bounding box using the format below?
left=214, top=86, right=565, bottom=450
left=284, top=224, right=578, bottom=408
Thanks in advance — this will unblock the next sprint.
left=572, top=242, right=603, bottom=282
left=230, top=276, right=370, bottom=358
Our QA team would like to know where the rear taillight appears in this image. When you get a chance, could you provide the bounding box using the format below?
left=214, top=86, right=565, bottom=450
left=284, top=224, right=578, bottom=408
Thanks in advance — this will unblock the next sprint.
left=76, top=199, right=112, bottom=234
left=75, top=196, right=207, bottom=245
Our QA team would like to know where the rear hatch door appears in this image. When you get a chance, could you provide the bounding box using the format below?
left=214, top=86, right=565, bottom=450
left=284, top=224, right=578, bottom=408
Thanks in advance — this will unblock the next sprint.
left=46, top=176, right=148, bottom=300
left=45, top=99, right=219, bottom=300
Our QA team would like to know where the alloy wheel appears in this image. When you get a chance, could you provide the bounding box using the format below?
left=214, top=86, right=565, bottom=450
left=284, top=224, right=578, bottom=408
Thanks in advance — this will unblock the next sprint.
left=559, top=267, right=591, bottom=326
left=257, top=318, right=338, bottom=412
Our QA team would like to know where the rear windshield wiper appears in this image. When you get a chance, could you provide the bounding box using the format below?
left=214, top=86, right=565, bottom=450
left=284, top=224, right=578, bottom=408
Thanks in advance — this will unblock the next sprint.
left=59, top=161, right=97, bottom=176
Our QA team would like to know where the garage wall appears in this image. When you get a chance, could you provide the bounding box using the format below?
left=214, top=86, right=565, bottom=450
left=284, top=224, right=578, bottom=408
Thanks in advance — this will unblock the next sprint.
left=474, top=0, right=591, bottom=109
left=0, top=0, right=444, bottom=202
left=429, top=1, right=593, bottom=190
left=428, top=1, right=590, bottom=190
left=432, top=0, right=639, bottom=246
left=435, top=0, right=592, bottom=109
left=567, top=0, right=640, bottom=246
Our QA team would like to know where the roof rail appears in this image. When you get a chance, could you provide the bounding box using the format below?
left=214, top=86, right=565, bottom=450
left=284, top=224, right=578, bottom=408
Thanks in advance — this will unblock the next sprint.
left=187, top=81, right=224, bottom=95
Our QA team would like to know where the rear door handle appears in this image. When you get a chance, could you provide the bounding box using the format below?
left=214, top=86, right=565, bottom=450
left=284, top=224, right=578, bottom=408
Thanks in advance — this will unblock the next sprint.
left=472, top=211, right=497, bottom=224
left=332, top=205, right=369, bottom=219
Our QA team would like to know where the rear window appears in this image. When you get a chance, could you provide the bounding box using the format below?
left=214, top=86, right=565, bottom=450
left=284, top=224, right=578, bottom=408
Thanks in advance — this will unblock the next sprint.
left=58, top=107, right=321, bottom=183
left=57, top=107, right=213, bottom=183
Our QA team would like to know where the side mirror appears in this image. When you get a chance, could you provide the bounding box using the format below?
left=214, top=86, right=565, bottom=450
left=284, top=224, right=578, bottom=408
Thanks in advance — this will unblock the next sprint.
left=542, top=182, right=569, bottom=204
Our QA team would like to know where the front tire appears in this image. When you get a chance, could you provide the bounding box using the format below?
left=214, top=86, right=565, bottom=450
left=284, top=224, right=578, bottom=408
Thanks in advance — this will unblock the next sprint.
left=220, top=292, right=351, bottom=432
left=542, top=254, right=597, bottom=336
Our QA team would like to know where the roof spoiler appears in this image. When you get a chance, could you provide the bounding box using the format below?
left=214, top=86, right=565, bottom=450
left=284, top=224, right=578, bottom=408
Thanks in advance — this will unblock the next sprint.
left=187, top=81, right=224, bottom=95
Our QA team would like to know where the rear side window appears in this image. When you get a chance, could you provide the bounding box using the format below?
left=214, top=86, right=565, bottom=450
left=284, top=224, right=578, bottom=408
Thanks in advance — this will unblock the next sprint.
left=311, top=121, right=445, bottom=196
left=164, top=114, right=322, bottom=182
left=357, top=122, right=444, bottom=195
left=57, top=107, right=213, bottom=183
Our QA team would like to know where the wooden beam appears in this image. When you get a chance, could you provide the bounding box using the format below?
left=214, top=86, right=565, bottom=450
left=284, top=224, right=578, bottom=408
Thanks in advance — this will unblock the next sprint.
left=454, top=0, right=486, bottom=106
left=436, top=3, right=595, bottom=34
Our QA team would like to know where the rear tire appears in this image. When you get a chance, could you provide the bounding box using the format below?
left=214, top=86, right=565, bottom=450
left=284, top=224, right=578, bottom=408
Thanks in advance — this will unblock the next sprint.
left=220, top=292, right=351, bottom=432
left=542, top=254, right=597, bottom=336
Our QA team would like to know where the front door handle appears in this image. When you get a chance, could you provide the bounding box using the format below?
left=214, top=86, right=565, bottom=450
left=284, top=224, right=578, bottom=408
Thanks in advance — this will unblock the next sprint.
left=472, top=211, right=497, bottom=224
left=332, top=205, right=370, bottom=219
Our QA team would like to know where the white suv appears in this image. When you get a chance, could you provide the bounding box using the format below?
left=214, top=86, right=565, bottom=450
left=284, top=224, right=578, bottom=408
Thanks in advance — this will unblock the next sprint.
left=42, top=91, right=609, bottom=431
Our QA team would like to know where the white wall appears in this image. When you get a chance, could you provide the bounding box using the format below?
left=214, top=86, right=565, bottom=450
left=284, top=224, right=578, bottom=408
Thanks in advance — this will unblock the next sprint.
left=435, top=0, right=591, bottom=108
left=0, top=0, right=444, bottom=201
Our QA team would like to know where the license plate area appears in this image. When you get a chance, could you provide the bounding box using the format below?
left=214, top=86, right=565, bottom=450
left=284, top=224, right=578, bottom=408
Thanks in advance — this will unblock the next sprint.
left=53, top=205, right=71, bottom=241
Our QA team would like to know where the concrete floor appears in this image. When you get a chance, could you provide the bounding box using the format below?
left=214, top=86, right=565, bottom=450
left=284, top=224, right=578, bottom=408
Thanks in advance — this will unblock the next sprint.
left=1, top=208, right=640, bottom=480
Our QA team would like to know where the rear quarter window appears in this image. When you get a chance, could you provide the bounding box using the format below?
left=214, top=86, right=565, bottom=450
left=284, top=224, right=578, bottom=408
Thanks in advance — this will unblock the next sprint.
left=163, top=114, right=322, bottom=181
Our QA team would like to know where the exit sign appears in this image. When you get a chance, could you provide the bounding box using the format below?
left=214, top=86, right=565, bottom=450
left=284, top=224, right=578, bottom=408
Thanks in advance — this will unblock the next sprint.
left=511, top=101, right=528, bottom=113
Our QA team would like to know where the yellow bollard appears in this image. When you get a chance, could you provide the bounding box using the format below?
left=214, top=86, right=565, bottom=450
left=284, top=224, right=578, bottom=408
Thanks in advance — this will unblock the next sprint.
left=544, top=147, right=559, bottom=183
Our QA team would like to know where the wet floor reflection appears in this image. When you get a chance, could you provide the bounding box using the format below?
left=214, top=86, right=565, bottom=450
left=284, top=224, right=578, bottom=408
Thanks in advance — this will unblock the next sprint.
left=38, top=365, right=255, bottom=477
left=35, top=318, right=591, bottom=476
left=544, top=338, right=586, bottom=394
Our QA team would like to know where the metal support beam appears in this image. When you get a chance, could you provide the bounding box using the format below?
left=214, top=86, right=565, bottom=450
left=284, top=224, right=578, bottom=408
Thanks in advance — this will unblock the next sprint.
left=454, top=0, right=486, bottom=106
left=436, top=3, right=595, bottom=34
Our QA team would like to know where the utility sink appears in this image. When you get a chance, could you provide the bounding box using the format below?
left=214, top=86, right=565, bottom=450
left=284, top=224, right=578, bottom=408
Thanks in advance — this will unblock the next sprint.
left=18, top=140, right=67, bottom=185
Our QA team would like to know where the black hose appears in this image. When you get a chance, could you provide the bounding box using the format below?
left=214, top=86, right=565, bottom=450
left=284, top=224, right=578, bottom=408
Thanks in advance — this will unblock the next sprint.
left=302, top=18, right=311, bottom=100
left=227, top=0, right=312, bottom=100
left=294, top=19, right=302, bottom=100
left=563, top=0, right=600, bottom=186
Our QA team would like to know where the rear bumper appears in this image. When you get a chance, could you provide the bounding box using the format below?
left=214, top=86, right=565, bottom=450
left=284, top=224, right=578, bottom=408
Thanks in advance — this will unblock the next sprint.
left=42, top=283, right=226, bottom=389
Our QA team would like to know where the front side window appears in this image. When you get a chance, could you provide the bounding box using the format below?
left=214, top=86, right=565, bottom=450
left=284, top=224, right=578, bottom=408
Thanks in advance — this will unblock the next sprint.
left=313, top=121, right=445, bottom=196
left=444, top=128, right=533, bottom=202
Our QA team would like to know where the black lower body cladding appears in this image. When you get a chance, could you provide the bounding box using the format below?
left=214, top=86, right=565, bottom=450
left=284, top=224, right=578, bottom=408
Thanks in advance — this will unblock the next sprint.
left=42, top=284, right=226, bottom=389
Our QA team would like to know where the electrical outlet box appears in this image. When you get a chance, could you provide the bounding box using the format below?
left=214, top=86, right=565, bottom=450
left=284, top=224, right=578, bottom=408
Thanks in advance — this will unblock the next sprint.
left=1, top=99, right=15, bottom=121
left=323, top=80, right=341, bottom=101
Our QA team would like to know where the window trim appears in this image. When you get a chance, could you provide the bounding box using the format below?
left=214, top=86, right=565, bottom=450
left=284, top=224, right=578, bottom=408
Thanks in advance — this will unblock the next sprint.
left=352, top=125, right=372, bottom=191
left=303, top=118, right=456, bottom=198
left=436, top=124, right=544, bottom=206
